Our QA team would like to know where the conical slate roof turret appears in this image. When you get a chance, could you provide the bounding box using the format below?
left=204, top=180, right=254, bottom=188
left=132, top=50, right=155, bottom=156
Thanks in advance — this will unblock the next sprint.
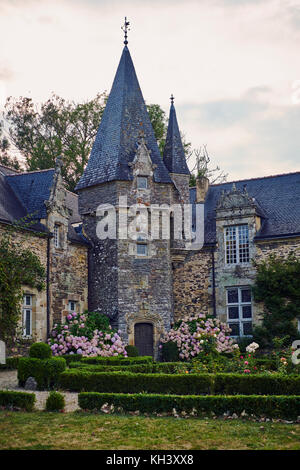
left=163, top=96, right=190, bottom=175
left=76, top=46, right=171, bottom=190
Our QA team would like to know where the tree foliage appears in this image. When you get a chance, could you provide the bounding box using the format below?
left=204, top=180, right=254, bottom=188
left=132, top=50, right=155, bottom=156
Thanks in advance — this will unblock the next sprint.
left=252, top=253, right=300, bottom=348
left=0, top=226, right=45, bottom=345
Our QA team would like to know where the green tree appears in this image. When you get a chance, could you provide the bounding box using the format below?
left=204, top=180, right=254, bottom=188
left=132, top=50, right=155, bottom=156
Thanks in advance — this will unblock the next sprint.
left=2, top=93, right=107, bottom=191
left=1, top=96, right=191, bottom=190
left=252, top=252, right=300, bottom=348
left=0, top=224, right=45, bottom=345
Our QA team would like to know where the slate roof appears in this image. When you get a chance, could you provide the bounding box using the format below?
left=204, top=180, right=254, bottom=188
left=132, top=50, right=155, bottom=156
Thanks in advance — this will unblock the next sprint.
left=76, top=46, right=172, bottom=190
left=1, top=167, right=88, bottom=243
left=163, top=102, right=190, bottom=175
left=6, top=169, right=55, bottom=220
left=190, top=172, right=300, bottom=244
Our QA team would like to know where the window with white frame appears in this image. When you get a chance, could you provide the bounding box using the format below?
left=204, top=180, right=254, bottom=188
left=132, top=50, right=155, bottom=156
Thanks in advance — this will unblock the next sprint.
left=68, top=300, right=78, bottom=313
left=225, top=225, right=249, bottom=264
left=54, top=224, right=60, bottom=248
left=137, top=176, right=148, bottom=189
left=23, top=294, right=33, bottom=337
left=227, top=287, right=253, bottom=337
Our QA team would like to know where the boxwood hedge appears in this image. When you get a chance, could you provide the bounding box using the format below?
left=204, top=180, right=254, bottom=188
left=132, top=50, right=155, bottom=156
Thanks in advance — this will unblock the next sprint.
left=59, top=370, right=300, bottom=395
left=0, top=390, right=35, bottom=411
left=18, top=357, right=66, bottom=390
left=80, top=356, right=153, bottom=366
left=78, top=392, right=300, bottom=419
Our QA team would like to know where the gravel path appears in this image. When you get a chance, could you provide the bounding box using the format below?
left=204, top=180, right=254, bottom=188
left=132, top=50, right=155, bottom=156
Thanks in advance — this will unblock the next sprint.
left=0, top=370, right=79, bottom=412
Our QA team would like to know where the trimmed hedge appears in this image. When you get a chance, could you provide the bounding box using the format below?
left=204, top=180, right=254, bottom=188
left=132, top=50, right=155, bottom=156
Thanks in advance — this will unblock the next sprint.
left=78, top=392, right=300, bottom=419
left=125, top=345, right=139, bottom=357
left=59, top=370, right=300, bottom=395
left=18, top=357, right=66, bottom=390
left=69, top=362, right=153, bottom=374
left=46, top=391, right=65, bottom=411
left=62, top=354, right=83, bottom=365
left=0, top=391, right=35, bottom=411
left=69, top=361, right=183, bottom=374
left=81, top=356, right=153, bottom=366
left=29, top=342, right=51, bottom=359
left=0, top=357, right=20, bottom=370
left=60, top=371, right=213, bottom=394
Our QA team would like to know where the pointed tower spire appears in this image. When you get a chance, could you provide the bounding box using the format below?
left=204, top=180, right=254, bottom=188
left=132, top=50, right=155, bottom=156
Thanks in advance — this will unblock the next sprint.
left=76, top=39, right=171, bottom=191
left=163, top=96, right=190, bottom=175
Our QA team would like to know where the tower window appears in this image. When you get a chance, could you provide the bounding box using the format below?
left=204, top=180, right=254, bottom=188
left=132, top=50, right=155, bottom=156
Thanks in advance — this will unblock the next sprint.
left=137, top=176, right=148, bottom=189
left=54, top=224, right=60, bottom=248
left=136, top=243, right=148, bottom=256
left=68, top=300, right=78, bottom=313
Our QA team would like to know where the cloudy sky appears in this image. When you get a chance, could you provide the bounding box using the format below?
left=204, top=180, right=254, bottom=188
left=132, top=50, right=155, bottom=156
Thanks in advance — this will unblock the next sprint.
left=1, top=0, right=300, bottom=180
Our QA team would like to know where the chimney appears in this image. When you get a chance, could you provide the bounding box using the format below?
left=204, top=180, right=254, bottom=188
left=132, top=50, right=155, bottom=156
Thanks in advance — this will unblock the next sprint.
left=196, top=175, right=209, bottom=203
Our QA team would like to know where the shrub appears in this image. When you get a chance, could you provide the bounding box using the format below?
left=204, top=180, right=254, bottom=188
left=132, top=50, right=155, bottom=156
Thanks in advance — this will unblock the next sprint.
left=0, top=390, right=35, bottom=411
left=81, top=356, right=153, bottom=366
left=69, top=362, right=153, bottom=374
left=18, top=357, right=66, bottom=390
left=59, top=370, right=300, bottom=395
left=59, top=370, right=213, bottom=394
left=48, top=311, right=127, bottom=357
left=125, top=345, right=139, bottom=357
left=160, top=313, right=238, bottom=361
left=45, top=391, right=65, bottom=411
left=0, top=356, right=20, bottom=370
left=62, top=354, right=82, bottom=365
left=29, top=342, right=52, bottom=359
left=161, top=342, right=179, bottom=362
left=78, top=392, right=300, bottom=419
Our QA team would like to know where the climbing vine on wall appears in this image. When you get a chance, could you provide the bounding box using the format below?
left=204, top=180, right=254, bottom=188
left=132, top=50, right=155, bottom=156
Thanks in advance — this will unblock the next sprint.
left=252, top=252, right=300, bottom=348
left=0, top=225, right=45, bottom=345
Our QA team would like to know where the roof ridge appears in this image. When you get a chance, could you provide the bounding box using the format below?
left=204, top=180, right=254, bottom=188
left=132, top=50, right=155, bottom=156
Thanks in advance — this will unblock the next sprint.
left=0, top=163, right=21, bottom=173
left=210, top=171, right=300, bottom=187
left=6, top=168, right=55, bottom=177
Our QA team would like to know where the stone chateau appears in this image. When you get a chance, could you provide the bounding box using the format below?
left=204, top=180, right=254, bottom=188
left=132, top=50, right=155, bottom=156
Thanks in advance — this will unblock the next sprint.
left=1, top=36, right=300, bottom=357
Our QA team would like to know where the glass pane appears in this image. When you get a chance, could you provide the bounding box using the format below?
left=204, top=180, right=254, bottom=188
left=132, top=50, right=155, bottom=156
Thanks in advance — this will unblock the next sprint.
left=242, top=305, right=252, bottom=319
left=25, top=296, right=31, bottom=306
left=137, top=177, right=147, bottom=189
left=137, top=244, right=147, bottom=255
left=238, top=225, right=249, bottom=263
left=241, top=289, right=251, bottom=303
left=228, top=306, right=239, bottom=319
left=25, top=310, right=31, bottom=336
left=225, top=227, right=237, bottom=264
left=227, top=289, right=238, bottom=304
left=229, top=323, right=240, bottom=336
left=243, top=322, right=253, bottom=336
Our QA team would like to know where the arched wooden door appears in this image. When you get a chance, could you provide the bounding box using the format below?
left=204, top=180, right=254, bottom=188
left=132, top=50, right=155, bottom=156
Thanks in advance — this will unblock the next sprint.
left=134, top=323, right=154, bottom=357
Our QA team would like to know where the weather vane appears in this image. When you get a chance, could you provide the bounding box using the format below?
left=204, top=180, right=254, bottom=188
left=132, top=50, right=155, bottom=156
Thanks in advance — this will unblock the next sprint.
left=121, top=17, right=130, bottom=45
left=170, top=94, right=175, bottom=105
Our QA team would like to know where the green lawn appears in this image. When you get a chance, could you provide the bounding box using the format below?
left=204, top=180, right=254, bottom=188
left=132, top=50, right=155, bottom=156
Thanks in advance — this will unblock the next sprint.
left=0, top=411, right=299, bottom=450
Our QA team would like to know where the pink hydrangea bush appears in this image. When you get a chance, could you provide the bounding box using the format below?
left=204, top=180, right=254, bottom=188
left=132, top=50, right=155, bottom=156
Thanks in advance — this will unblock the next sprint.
left=160, top=313, right=238, bottom=361
left=48, top=311, right=127, bottom=357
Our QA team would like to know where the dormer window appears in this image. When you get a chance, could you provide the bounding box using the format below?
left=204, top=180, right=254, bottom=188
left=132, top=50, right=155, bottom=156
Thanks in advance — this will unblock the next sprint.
left=225, top=225, right=249, bottom=264
left=137, top=176, right=148, bottom=189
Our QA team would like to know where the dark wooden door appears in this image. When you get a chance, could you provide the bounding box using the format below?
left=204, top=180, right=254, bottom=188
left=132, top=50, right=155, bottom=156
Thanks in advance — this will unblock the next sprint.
left=134, top=323, right=154, bottom=357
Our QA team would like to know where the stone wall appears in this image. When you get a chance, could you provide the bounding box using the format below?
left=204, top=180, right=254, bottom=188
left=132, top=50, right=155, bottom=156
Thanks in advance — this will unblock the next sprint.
left=172, top=247, right=213, bottom=322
